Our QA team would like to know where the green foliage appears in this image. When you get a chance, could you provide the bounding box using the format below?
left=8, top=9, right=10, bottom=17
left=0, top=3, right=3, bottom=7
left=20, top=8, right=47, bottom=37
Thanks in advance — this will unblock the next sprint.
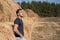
left=17, top=1, right=60, bottom=17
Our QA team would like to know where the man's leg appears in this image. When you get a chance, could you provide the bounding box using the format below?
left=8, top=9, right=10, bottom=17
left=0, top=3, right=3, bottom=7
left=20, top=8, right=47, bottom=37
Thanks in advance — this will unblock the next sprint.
left=21, top=37, right=26, bottom=40
left=16, top=37, right=26, bottom=40
left=16, top=37, right=21, bottom=40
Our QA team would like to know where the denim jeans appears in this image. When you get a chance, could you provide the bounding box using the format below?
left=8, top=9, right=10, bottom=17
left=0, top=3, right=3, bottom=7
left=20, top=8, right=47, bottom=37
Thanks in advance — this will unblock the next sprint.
left=16, top=37, right=26, bottom=40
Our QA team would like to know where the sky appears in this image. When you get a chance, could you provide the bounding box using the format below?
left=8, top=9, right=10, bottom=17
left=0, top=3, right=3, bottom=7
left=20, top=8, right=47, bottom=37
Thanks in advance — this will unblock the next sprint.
left=14, top=0, right=60, bottom=4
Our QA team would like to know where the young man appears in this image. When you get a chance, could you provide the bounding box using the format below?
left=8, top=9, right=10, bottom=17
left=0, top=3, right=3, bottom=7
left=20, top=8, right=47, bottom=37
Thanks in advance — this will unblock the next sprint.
left=14, top=9, right=26, bottom=40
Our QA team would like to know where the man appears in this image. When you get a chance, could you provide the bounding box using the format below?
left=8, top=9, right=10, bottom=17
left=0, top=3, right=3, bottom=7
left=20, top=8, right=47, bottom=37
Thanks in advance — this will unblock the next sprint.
left=14, top=9, right=26, bottom=40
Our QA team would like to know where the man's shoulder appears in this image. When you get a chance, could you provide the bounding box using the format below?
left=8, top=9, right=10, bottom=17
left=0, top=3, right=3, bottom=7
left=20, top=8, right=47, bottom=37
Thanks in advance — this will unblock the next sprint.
left=14, top=18, right=19, bottom=22
left=14, top=18, right=20, bottom=24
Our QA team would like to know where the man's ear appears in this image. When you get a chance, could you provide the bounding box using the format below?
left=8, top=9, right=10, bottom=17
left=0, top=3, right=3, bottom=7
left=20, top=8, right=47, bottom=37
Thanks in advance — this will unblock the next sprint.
left=18, top=13, right=19, bottom=16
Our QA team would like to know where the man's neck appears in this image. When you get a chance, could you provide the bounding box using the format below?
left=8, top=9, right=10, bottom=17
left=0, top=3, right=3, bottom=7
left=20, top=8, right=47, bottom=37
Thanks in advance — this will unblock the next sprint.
left=17, top=16, right=22, bottom=19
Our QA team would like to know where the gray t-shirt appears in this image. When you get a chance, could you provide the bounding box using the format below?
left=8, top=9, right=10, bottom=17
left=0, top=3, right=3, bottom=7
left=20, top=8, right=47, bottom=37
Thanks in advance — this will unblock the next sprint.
left=14, top=18, right=24, bottom=37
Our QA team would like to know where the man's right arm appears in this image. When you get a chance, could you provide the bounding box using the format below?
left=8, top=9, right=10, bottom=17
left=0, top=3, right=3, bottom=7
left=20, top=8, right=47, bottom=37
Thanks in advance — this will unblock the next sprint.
left=14, top=24, right=24, bottom=38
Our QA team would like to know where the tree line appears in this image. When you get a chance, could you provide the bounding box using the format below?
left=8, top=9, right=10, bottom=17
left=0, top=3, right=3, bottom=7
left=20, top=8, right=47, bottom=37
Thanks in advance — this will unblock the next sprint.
left=17, top=1, right=60, bottom=17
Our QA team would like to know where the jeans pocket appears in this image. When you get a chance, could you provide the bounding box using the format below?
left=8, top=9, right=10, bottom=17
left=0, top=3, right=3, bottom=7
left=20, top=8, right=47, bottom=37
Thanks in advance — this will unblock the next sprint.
left=21, top=37, right=26, bottom=40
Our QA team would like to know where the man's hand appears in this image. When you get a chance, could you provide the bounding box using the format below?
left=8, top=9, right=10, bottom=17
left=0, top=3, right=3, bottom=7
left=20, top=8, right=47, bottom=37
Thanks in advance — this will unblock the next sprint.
left=20, top=34, right=24, bottom=38
left=14, top=24, right=24, bottom=38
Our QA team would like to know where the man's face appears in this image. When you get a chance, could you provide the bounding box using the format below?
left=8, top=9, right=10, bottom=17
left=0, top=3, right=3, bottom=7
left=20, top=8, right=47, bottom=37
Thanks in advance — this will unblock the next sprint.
left=18, top=10, right=24, bottom=17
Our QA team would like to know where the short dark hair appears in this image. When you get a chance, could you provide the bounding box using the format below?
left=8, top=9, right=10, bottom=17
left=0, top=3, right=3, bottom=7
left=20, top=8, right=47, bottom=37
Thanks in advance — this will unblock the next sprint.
left=16, top=9, right=22, bottom=16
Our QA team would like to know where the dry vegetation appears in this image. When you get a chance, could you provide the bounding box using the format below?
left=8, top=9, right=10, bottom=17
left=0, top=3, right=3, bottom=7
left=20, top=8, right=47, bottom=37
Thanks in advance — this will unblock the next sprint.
left=0, top=0, right=60, bottom=40
left=31, top=22, right=60, bottom=40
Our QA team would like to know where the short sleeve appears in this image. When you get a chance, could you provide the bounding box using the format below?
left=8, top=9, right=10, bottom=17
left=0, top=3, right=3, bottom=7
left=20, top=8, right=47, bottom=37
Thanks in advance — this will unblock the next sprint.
left=14, top=19, right=19, bottom=24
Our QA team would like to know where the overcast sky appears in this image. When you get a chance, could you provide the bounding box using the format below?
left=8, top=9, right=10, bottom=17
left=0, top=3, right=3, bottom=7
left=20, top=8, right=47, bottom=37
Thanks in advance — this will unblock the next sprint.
left=14, top=0, right=60, bottom=4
